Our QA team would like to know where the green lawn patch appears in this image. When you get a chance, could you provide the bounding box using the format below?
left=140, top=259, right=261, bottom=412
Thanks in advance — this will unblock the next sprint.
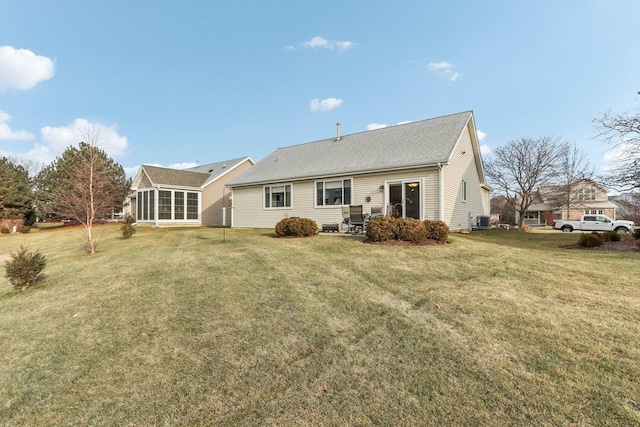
left=0, top=226, right=638, bottom=425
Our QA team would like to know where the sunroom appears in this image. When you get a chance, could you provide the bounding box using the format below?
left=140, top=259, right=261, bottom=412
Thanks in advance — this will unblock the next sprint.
left=135, top=187, right=202, bottom=225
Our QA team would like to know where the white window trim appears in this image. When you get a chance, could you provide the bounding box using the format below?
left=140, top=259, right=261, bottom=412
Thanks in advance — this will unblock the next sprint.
left=136, top=188, right=156, bottom=222
left=314, top=177, right=353, bottom=208
left=263, top=183, right=293, bottom=210
left=382, top=178, right=425, bottom=220
left=156, top=189, right=201, bottom=222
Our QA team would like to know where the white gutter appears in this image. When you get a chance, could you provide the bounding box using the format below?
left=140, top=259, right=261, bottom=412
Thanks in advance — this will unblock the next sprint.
left=229, top=162, right=449, bottom=189
left=438, top=163, right=444, bottom=221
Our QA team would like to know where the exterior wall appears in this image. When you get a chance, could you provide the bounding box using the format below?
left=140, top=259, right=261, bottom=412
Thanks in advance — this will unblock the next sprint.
left=139, top=174, right=152, bottom=188
left=568, top=207, right=615, bottom=219
left=231, top=167, right=441, bottom=229
left=201, top=160, right=253, bottom=226
left=481, top=187, right=491, bottom=218
left=442, top=123, right=489, bottom=230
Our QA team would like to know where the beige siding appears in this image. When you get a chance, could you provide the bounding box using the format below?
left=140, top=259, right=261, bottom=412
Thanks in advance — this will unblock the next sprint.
left=443, top=123, right=489, bottom=230
left=232, top=167, right=441, bottom=229
left=201, top=160, right=253, bottom=226
left=139, top=174, right=152, bottom=188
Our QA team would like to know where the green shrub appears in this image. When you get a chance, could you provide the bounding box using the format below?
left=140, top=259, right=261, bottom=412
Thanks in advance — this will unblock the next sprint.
left=120, top=214, right=137, bottom=238
left=121, top=223, right=136, bottom=239
left=424, top=220, right=449, bottom=243
left=396, top=218, right=427, bottom=243
left=3, top=245, right=47, bottom=290
left=602, top=231, right=621, bottom=242
left=366, top=217, right=399, bottom=242
left=578, top=232, right=604, bottom=248
left=1, top=227, right=10, bottom=234
left=20, top=226, right=31, bottom=234
left=275, top=217, right=318, bottom=237
left=633, top=227, right=640, bottom=239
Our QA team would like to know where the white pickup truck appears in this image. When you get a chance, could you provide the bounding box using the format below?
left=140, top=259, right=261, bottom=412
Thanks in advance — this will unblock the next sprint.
left=552, top=214, right=636, bottom=233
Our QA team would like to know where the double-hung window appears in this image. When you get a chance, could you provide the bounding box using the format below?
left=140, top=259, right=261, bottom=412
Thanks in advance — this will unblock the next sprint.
left=316, top=179, right=352, bottom=206
left=461, top=180, right=468, bottom=202
left=579, top=188, right=596, bottom=201
left=264, top=184, right=292, bottom=209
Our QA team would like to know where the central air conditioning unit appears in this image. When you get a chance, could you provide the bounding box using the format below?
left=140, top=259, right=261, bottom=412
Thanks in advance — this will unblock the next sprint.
left=476, top=215, right=491, bottom=230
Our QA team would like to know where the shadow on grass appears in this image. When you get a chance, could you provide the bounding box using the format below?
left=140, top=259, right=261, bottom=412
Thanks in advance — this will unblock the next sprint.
left=460, top=228, right=579, bottom=252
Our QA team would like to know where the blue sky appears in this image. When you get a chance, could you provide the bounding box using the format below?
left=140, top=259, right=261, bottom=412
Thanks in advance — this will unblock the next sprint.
left=1, top=1, right=639, bottom=178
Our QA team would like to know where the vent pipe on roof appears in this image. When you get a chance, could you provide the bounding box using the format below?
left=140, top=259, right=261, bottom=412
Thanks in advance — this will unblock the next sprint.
left=336, top=123, right=341, bottom=141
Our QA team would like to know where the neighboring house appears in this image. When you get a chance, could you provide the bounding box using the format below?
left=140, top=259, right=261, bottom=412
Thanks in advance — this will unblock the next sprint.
left=609, top=192, right=640, bottom=224
left=524, top=179, right=617, bottom=225
left=129, top=157, right=254, bottom=227
left=227, top=111, right=491, bottom=231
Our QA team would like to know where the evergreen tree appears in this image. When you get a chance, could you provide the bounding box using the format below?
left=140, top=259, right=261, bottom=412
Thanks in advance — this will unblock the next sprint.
left=36, top=138, right=130, bottom=253
left=0, top=157, right=34, bottom=224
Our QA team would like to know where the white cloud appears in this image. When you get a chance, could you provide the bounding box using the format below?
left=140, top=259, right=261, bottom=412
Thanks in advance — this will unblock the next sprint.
left=171, top=162, right=199, bottom=170
left=295, top=36, right=356, bottom=52
left=0, top=46, right=55, bottom=91
left=334, top=41, right=355, bottom=52
left=40, top=118, right=129, bottom=158
left=603, top=138, right=637, bottom=163
left=366, top=120, right=414, bottom=131
left=310, top=98, right=343, bottom=113
left=477, top=130, right=492, bottom=155
left=0, top=143, right=55, bottom=167
left=427, top=61, right=452, bottom=71
left=0, top=110, right=35, bottom=140
left=302, top=36, right=331, bottom=49
left=124, top=165, right=140, bottom=179
left=427, top=61, right=459, bottom=82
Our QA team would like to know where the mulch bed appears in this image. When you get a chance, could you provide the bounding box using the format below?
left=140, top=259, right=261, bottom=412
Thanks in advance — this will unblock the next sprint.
left=563, top=238, right=640, bottom=252
left=364, top=239, right=446, bottom=246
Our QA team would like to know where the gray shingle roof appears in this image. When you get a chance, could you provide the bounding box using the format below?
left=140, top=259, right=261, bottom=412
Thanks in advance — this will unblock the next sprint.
left=142, top=165, right=210, bottom=188
left=140, top=157, right=251, bottom=188
left=182, top=157, right=252, bottom=186
left=228, top=111, right=473, bottom=186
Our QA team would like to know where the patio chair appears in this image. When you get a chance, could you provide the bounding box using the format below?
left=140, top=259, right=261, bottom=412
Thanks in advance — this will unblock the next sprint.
left=341, top=205, right=350, bottom=229
left=370, top=206, right=384, bottom=219
left=348, top=205, right=367, bottom=234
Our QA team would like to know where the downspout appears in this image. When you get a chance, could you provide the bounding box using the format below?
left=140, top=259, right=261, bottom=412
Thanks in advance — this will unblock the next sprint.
left=154, top=185, right=160, bottom=228
left=227, top=185, right=233, bottom=228
left=438, top=163, right=444, bottom=221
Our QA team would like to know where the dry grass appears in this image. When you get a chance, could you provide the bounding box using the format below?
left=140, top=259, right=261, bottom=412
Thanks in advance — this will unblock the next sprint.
left=0, top=225, right=638, bottom=426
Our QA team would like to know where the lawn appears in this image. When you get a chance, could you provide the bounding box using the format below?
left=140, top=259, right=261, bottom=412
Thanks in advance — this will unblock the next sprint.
left=0, top=225, right=638, bottom=426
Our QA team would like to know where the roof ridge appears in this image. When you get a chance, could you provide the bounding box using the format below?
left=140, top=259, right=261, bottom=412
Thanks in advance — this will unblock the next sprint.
left=272, top=110, right=473, bottom=151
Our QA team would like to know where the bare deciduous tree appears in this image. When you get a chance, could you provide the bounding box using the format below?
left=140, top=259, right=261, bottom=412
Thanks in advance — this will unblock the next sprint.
left=547, top=144, right=594, bottom=219
left=490, top=195, right=516, bottom=224
left=484, top=136, right=565, bottom=227
left=610, top=191, right=640, bottom=224
left=593, top=104, right=640, bottom=190
left=36, top=128, right=130, bottom=253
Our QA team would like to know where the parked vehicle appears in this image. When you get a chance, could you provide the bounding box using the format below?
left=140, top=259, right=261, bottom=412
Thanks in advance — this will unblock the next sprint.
left=552, top=214, right=636, bottom=233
